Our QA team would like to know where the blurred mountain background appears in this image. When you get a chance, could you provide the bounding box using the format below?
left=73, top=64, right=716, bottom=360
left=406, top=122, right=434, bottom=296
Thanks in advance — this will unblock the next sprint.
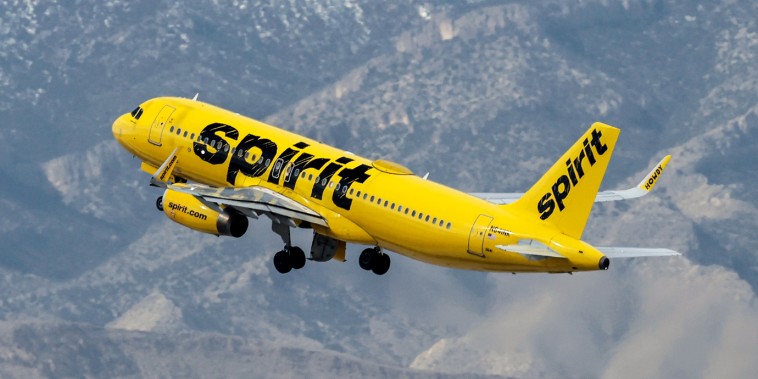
left=1, top=0, right=757, bottom=378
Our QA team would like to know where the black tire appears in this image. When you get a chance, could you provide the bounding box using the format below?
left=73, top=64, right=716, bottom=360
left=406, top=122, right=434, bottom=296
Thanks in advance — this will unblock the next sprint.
left=290, top=246, right=306, bottom=270
left=156, top=196, right=164, bottom=211
left=359, top=249, right=374, bottom=271
left=371, top=253, right=391, bottom=276
left=273, top=250, right=292, bottom=274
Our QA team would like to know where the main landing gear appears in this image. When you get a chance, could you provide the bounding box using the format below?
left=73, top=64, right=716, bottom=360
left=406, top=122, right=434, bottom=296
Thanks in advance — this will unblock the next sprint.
left=271, top=221, right=308, bottom=274
left=359, top=247, right=391, bottom=275
left=273, top=246, right=306, bottom=274
left=156, top=195, right=164, bottom=211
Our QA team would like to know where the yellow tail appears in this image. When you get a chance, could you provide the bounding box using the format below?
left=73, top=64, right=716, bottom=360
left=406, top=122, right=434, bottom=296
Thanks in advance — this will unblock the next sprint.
left=511, top=123, right=620, bottom=239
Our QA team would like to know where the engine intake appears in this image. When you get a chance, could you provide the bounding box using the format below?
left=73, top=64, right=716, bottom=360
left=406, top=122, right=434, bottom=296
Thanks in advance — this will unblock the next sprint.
left=162, top=189, right=248, bottom=237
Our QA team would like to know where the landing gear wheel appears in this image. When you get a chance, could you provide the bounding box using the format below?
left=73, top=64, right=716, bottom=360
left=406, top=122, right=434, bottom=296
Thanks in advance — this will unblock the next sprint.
left=273, top=250, right=292, bottom=274
left=156, top=196, right=164, bottom=211
left=290, top=246, right=306, bottom=270
left=359, top=248, right=375, bottom=271
left=371, top=253, right=391, bottom=276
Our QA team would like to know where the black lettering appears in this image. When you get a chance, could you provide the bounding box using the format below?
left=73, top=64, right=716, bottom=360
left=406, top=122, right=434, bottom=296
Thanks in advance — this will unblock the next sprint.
left=565, top=159, right=578, bottom=185
left=311, top=161, right=345, bottom=200
left=193, top=123, right=239, bottom=165
left=591, top=129, right=608, bottom=156
left=573, top=150, right=586, bottom=179
left=283, top=153, right=328, bottom=190
left=267, top=142, right=309, bottom=185
left=583, top=138, right=596, bottom=166
left=333, top=163, right=372, bottom=211
left=538, top=193, right=555, bottom=220
left=227, top=134, right=278, bottom=184
left=551, top=175, right=571, bottom=211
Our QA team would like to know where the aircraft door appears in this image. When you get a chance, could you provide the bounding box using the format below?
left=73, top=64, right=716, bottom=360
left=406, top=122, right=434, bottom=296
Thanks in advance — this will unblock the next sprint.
left=467, top=214, right=493, bottom=257
left=148, top=105, right=175, bottom=146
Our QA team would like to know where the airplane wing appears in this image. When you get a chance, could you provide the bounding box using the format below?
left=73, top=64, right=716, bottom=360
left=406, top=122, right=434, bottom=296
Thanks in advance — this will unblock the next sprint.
left=167, top=182, right=328, bottom=227
left=149, top=147, right=327, bottom=227
left=472, top=155, right=671, bottom=205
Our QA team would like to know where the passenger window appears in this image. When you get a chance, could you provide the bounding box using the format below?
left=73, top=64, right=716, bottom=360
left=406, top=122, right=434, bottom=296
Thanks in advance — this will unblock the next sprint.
left=177, top=128, right=182, bottom=135
left=224, top=145, right=229, bottom=152
left=349, top=188, right=354, bottom=195
left=412, top=210, right=416, bottom=217
left=308, top=174, right=313, bottom=181
left=170, top=126, right=175, bottom=132
left=183, top=131, right=188, bottom=138
left=342, top=187, right=347, bottom=194
left=357, top=191, right=362, bottom=197
left=204, top=138, right=209, bottom=144
left=294, top=169, right=300, bottom=176
left=246, top=152, right=250, bottom=159
left=432, top=217, right=437, bottom=224
left=404, top=208, right=409, bottom=215
left=265, top=159, right=270, bottom=165
left=425, top=215, right=430, bottom=222
left=335, top=183, right=340, bottom=190
left=390, top=203, right=395, bottom=210
left=377, top=198, right=382, bottom=204
left=363, top=193, right=368, bottom=200
left=419, top=213, right=423, bottom=220
left=384, top=200, right=388, bottom=207
left=439, top=220, right=444, bottom=227
left=398, top=205, right=403, bottom=212
left=446, top=222, right=452, bottom=229
left=190, top=133, right=195, bottom=140
left=329, top=181, right=334, bottom=188
left=370, top=195, right=375, bottom=202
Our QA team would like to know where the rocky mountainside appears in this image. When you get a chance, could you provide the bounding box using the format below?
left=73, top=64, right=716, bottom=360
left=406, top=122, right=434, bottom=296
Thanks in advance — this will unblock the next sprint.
left=1, top=0, right=757, bottom=378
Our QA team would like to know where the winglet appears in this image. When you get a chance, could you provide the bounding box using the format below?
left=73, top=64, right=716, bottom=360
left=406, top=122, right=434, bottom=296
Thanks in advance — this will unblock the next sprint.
left=593, top=155, right=671, bottom=202
left=636, top=155, right=671, bottom=193
left=150, top=147, right=180, bottom=188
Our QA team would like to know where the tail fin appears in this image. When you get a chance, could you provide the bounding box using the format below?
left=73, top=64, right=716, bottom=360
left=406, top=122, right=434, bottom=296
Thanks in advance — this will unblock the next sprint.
left=511, top=123, right=620, bottom=239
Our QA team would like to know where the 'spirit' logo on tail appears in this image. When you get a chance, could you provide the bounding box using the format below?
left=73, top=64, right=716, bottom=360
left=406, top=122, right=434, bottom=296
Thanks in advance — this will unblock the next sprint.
left=537, top=129, right=608, bottom=220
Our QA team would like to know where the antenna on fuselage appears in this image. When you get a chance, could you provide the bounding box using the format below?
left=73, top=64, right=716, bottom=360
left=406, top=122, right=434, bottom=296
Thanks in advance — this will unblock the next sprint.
left=422, top=172, right=430, bottom=180
left=192, top=93, right=199, bottom=101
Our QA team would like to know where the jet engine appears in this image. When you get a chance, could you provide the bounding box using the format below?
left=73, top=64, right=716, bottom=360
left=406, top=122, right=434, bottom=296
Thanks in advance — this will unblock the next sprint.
left=162, top=189, right=248, bottom=237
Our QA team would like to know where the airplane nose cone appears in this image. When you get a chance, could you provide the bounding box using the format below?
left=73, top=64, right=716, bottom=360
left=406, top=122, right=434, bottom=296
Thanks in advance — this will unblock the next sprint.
left=112, top=114, right=128, bottom=142
left=599, top=256, right=610, bottom=270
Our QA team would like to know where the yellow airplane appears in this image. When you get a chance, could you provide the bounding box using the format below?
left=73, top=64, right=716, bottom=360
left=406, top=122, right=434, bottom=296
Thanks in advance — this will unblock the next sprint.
left=112, top=96, right=679, bottom=276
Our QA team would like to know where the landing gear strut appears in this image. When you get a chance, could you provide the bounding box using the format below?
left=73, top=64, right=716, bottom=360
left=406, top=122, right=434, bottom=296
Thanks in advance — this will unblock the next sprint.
left=359, top=247, right=391, bottom=275
left=271, top=221, right=307, bottom=274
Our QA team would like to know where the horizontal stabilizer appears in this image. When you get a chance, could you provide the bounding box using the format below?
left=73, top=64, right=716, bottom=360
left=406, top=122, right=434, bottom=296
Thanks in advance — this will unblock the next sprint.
left=496, top=240, right=566, bottom=259
left=598, top=247, right=680, bottom=258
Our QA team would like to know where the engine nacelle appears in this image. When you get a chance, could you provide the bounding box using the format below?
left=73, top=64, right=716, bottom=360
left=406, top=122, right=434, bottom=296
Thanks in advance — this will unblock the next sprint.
left=162, top=189, right=248, bottom=237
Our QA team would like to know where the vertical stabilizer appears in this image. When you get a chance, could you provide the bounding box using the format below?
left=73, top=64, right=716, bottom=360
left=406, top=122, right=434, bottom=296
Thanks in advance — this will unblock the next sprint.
left=511, top=123, right=619, bottom=239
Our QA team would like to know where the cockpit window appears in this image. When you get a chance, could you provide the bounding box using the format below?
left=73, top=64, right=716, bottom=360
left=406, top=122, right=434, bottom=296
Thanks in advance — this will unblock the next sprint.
left=130, top=106, right=144, bottom=120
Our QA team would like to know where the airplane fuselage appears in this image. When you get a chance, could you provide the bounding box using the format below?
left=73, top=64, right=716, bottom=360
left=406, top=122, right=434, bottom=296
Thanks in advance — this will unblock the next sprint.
left=113, top=97, right=606, bottom=273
